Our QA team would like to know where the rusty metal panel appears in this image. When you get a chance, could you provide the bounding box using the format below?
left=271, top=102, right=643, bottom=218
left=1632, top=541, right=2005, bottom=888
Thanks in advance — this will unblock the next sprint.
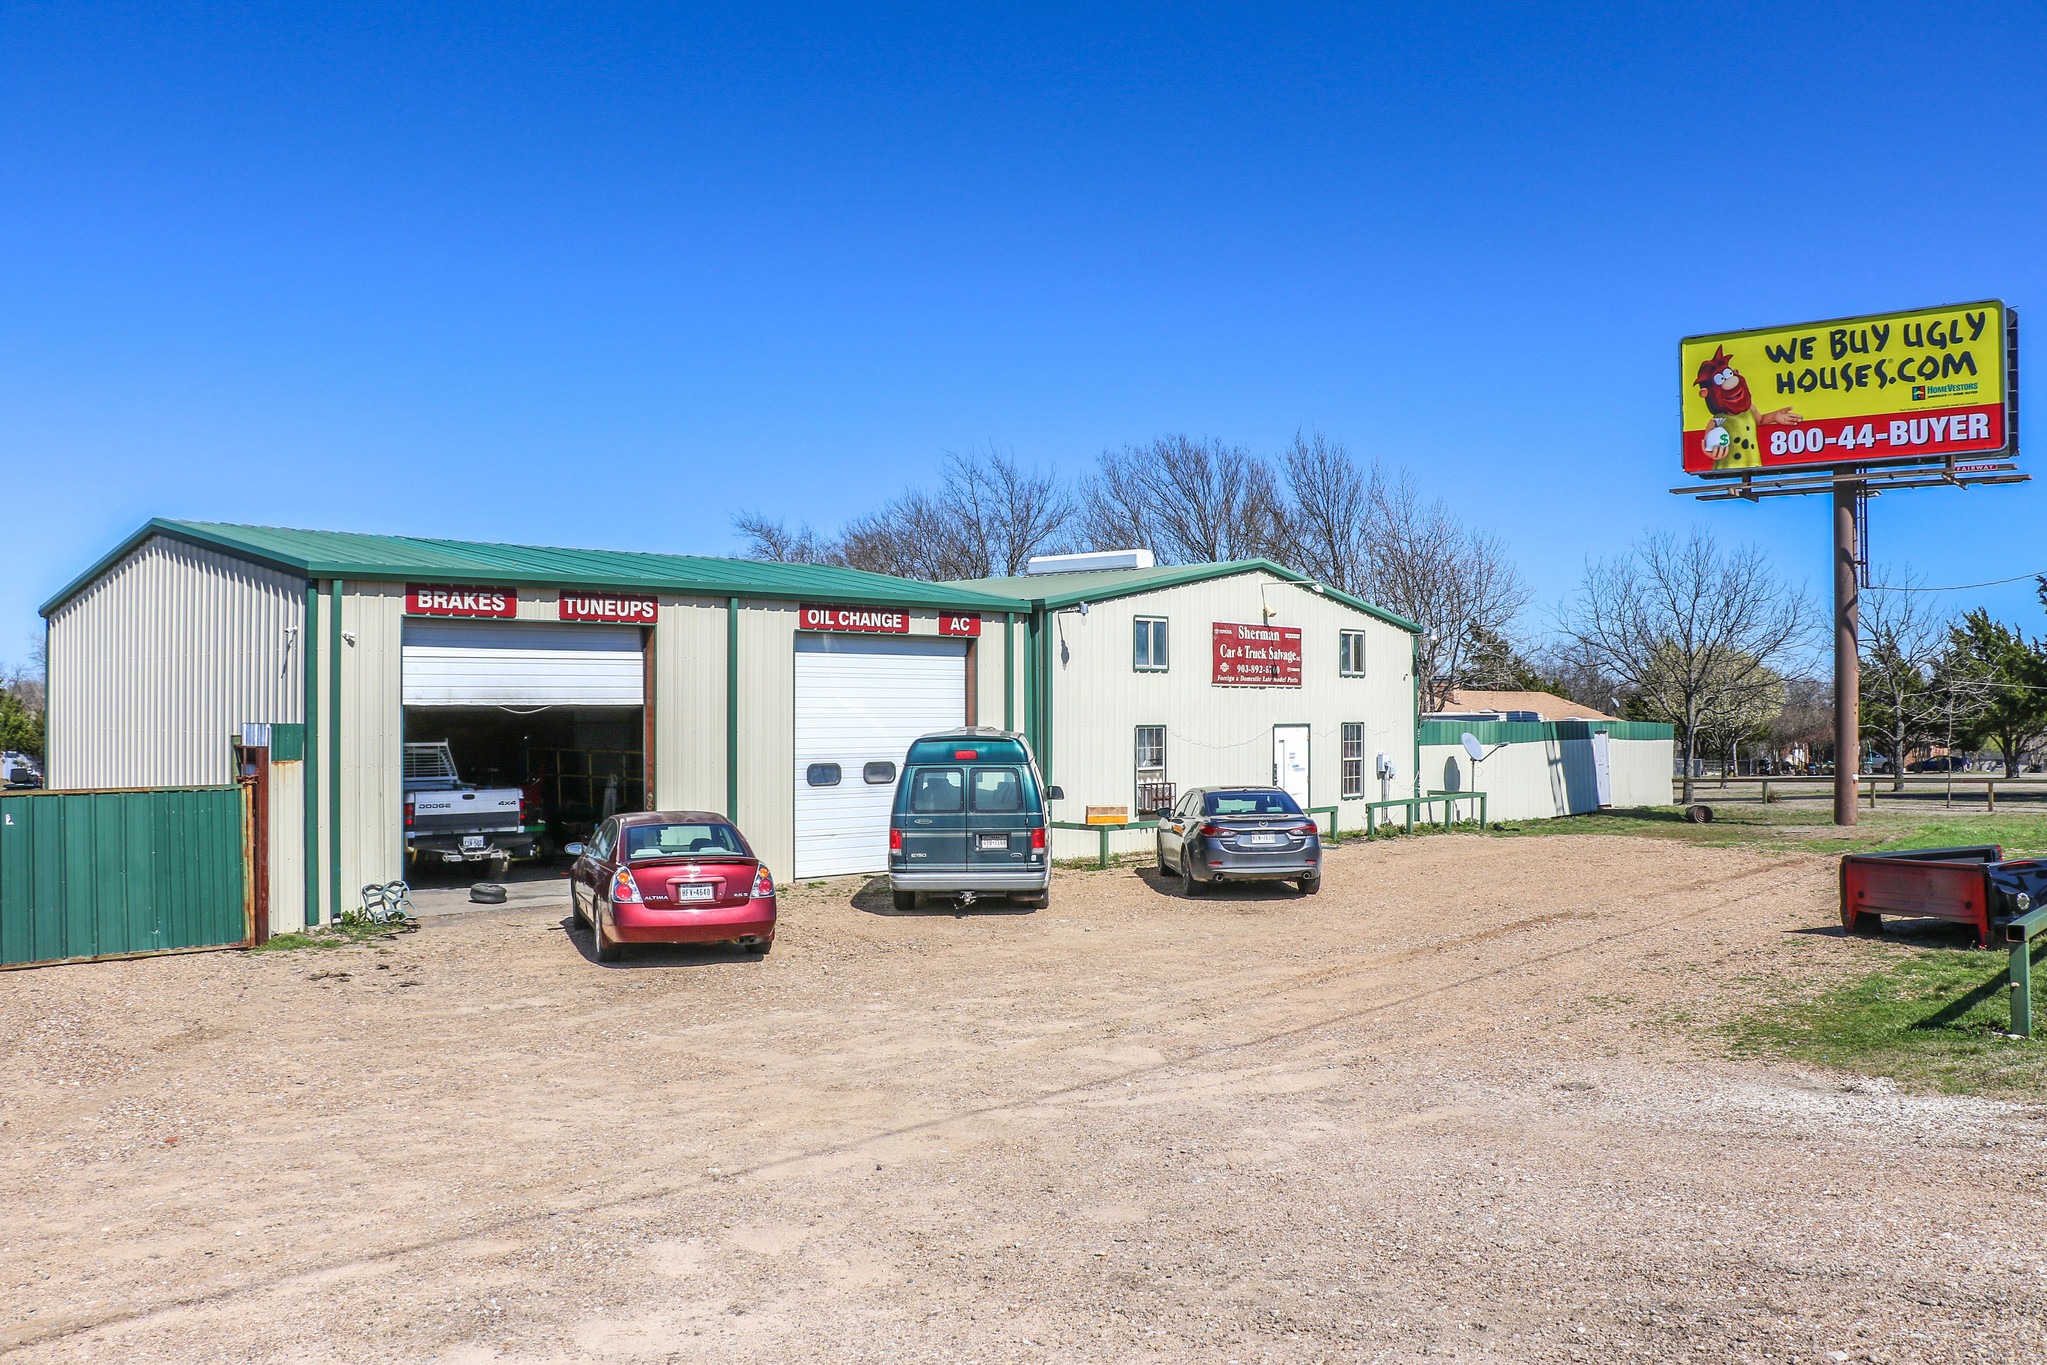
left=0, top=787, right=247, bottom=968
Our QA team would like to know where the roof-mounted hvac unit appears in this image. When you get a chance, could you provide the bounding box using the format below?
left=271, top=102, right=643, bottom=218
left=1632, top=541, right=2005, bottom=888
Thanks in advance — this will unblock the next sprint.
left=1022, top=548, right=1156, bottom=576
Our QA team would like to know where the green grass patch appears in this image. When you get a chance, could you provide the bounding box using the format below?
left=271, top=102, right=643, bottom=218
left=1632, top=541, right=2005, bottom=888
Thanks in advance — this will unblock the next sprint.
left=1723, top=936, right=2047, bottom=1097
left=250, top=921, right=416, bottom=953
left=1484, top=802, right=2047, bottom=859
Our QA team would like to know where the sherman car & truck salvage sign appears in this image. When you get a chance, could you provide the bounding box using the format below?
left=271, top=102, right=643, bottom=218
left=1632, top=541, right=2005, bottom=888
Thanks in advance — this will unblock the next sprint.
left=1682, top=301, right=2012, bottom=473
left=1212, top=622, right=1302, bottom=687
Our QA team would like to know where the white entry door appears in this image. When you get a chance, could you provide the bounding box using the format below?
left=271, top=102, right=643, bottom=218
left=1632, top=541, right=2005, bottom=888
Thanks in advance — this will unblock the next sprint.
left=1273, top=725, right=1311, bottom=808
left=793, top=635, right=968, bottom=878
left=1590, top=730, right=1614, bottom=807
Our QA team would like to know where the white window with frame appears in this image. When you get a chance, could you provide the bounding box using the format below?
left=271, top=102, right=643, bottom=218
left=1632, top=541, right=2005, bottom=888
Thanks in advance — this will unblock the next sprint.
left=1341, top=722, right=1365, bottom=798
left=1339, top=630, right=1366, bottom=677
left=1133, top=617, right=1169, bottom=672
left=1135, top=725, right=1171, bottom=815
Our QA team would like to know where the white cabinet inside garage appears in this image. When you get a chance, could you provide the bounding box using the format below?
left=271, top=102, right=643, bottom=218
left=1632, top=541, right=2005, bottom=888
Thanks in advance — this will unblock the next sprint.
left=793, top=634, right=967, bottom=878
left=401, top=621, right=645, bottom=707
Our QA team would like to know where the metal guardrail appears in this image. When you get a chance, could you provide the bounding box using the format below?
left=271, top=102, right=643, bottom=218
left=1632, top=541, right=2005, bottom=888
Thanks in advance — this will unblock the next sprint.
left=1051, top=805, right=1347, bottom=870
left=2006, top=906, right=2047, bottom=1038
left=1361, top=791, right=1487, bottom=834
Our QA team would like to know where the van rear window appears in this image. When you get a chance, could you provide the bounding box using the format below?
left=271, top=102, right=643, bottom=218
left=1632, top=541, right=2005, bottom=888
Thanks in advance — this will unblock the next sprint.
left=970, top=768, right=1022, bottom=812
left=909, top=768, right=965, bottom=813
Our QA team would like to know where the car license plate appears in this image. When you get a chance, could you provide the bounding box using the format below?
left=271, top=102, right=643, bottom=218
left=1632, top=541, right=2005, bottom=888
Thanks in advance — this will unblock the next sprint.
left=977, top=834, right=1008, bottom=851
left=674, top=883, right=715, bottom=902
left=1243, top=833, right=1282, bottom=846
left=461, top=835, right=486, bottom=850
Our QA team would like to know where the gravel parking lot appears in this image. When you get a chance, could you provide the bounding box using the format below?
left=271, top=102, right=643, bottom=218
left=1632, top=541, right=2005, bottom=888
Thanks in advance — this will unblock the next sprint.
left=3, top=833, right=2044, bottom=1363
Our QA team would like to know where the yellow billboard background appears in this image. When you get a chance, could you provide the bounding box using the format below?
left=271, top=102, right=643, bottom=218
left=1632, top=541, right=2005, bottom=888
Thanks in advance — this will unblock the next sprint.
left=1681, top=301, right=2007, bottom=472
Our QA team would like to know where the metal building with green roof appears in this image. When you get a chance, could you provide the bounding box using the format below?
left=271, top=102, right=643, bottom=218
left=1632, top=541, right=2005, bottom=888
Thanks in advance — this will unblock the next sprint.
left=42, top=520, right=1029, bottom=929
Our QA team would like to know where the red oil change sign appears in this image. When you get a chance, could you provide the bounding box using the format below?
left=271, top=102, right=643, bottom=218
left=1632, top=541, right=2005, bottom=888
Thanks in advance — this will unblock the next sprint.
left=938, top=613, right=982, bottom=637
left=558, top=592, right=659, bottom=623
left=406, top=584, right=518, bottom=617
left=800, top=603, right=909, bottom=633
left=1212, top=622, right=1302, bottom=687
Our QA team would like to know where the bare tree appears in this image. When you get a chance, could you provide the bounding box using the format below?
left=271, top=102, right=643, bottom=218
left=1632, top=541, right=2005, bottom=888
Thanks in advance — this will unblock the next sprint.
left=1859, top=566, right=1951, bottom=788
left=731, top=512, right=844, bottom=566
left=1077, top=436, right=1284, bottom=565
left=1362, top=469, right=1531, bottom=711
left=1275, top=430, right=1372, bottom=597
left=1561, top=528, right=1812, bottom=803
left=740, top=447, right=1073, bottom=582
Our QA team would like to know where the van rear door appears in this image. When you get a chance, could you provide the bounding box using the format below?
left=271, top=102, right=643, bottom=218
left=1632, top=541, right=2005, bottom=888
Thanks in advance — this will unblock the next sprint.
left=898, top=767, right=968, bottom=870
left=965, top=767, right=1034, bottom=873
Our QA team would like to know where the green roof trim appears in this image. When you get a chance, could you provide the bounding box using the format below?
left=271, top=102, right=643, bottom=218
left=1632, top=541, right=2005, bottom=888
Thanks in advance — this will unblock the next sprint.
left=948, top=560, right=1421, bottom=634
left=41, top=519, right=1025, bottom=618
left=1418, top=718, right=1675, bottom=745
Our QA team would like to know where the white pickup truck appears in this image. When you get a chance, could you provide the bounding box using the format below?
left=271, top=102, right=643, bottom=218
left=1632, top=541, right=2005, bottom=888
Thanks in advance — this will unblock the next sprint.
left=403, top=742, right=534, bottom=877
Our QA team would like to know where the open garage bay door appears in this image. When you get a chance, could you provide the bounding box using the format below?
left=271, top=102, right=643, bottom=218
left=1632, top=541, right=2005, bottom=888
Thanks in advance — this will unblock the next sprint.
left=794, top=635, right=967, bottom=878
left=402, top=621, right=644, bottom=707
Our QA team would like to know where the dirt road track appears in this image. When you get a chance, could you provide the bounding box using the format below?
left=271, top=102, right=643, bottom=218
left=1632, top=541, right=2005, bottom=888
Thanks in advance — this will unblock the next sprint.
left=2, top=834, right=2043, bottom=1362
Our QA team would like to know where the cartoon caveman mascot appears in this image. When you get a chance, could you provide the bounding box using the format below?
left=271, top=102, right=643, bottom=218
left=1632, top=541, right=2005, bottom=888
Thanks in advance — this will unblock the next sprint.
left=1696, top=346, right=1801, bottom=469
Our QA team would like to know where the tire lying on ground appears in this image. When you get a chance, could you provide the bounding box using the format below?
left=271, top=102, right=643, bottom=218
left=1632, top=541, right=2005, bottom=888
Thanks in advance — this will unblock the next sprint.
left=469, top=883, right=509, bottom=904
left=1684, top=804, right=1715, bottom=824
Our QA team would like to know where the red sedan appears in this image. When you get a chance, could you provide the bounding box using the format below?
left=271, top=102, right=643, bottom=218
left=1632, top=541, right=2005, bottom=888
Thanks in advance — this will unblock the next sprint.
left=565, top=811, right=776, bottom=963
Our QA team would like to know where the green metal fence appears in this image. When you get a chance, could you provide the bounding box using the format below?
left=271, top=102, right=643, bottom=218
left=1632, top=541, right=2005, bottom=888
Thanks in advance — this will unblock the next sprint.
left=1, top=787, right=249, bottom=969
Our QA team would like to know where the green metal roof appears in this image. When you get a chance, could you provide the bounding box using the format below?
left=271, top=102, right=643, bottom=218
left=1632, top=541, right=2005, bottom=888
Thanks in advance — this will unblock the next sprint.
left=949, top=559, right=1421, bottom=633
left=41, top=519, right=1027, bottom=617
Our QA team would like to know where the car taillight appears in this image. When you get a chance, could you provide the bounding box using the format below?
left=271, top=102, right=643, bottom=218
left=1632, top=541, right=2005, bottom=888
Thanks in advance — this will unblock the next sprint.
left=610, top=867, right=643, bottom=904
left=1291, top=822, right=1319, bottom=835
left=752, top=865, right=774, bottom=899
left=1199, top=824, right=1226, bottom=838
left=889, top=828, right=903, bottom=852
left=404, top=799, right=413, bottom=829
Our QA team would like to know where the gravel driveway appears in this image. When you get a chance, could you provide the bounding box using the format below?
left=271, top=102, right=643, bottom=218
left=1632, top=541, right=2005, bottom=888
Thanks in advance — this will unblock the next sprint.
left=1, top=834, right=2042, bottom=1362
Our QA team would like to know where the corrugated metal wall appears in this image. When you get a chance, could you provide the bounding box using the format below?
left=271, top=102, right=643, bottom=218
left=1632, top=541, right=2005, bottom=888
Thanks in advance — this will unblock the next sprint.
left=339, top=582, right=406, bottom=911
left=1422, top=731, right=1677, bottom=821
left=1042, top=572, right=1416, bottom=861
left=735, top=600, right=801, bottom=874
left=268, top=759, right=304, bottom=933
left=1, top=787, right=247, bottom=968
left=47, top=535, right=304, bottom=789
left=1607, top=739, right=1674, bottom=807
left=653, top=596, right=727, bottom=814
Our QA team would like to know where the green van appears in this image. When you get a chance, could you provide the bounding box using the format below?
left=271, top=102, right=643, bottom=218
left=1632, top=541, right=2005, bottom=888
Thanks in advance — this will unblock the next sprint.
left=887, top=727, right=1062, bottom=909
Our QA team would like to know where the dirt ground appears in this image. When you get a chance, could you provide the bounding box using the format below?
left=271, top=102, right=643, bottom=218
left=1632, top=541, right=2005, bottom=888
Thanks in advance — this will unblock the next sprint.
left=3, top=834, right=2044, bottom=1364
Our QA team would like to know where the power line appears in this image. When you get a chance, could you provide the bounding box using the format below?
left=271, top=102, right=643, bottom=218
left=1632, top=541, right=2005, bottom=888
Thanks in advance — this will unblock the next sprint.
left=1867, top=571, right=2046, bottom=593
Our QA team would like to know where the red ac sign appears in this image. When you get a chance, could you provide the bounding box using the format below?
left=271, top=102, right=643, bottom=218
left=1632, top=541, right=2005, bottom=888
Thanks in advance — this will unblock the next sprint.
left=939, top=614, right=982, bottom=637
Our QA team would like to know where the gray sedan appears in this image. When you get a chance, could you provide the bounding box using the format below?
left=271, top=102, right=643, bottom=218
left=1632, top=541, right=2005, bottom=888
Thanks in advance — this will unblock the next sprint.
left=1156, top=786, right=1322, bottom=895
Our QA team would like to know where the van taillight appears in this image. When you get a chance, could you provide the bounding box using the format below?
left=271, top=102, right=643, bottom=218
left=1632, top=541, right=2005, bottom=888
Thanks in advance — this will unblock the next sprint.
left=1030, top=827, right=1045, bottom=851
left=889, top=828, right=903, bottom=852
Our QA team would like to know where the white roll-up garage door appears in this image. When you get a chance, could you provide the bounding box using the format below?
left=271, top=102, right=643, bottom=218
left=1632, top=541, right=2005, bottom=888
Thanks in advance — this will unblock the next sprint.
left=401, top=621, right=645, bottom=707
left=793, top=634, right=967, bottom=878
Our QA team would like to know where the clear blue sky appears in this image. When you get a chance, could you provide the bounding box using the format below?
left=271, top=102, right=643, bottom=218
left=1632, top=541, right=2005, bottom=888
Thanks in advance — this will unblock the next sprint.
left=7, top=3, right=2046, bottom=673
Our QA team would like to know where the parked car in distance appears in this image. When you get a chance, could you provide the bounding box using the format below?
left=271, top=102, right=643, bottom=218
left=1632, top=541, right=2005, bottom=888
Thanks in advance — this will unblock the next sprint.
left=1156, top=786, right=1322, bottom=895
left=888, top=727, right=1060, bottom=909
left=565, top=811, right=775, bottom=963
left=1908, top=756, right=1969, bottom=773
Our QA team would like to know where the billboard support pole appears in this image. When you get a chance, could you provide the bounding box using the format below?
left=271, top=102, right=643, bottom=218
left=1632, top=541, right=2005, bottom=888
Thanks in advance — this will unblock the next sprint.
left=1833, top=481, right=1861, bottom=826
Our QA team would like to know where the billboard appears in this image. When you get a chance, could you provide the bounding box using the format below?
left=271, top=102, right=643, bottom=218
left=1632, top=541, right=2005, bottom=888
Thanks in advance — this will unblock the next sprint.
left=1682, top=301, right=2009, bottom=473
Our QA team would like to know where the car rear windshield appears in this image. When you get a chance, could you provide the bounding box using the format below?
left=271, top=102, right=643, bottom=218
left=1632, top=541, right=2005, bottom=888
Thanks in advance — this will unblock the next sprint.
left=905, top=737, right=1031, bottom=766
left=908, top=768, right=965, bottom=813
left=623, top=823, right=748, bottom=859
left=1205, top=791, right=1301, bottom=816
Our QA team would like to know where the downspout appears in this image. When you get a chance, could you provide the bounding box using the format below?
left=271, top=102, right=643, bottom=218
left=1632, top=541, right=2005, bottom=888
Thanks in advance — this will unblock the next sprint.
left=1040, top=608, right=1054, bottom=787
left=725, top=597, right=739, bottom=820
left=303, top=581, right=320, bottom=927
left=1411, top=632, right=1422, bottom=801
left=1003, top=612, right=1015, bottom=731
left=1024, top=611, right=1040, bottom=756
left=328, top=580, right=342, bottom=923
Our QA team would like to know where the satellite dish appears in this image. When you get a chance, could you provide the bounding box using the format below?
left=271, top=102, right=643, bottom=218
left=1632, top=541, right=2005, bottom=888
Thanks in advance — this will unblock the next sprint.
left=1461, top=732, right=1485, bottom=762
